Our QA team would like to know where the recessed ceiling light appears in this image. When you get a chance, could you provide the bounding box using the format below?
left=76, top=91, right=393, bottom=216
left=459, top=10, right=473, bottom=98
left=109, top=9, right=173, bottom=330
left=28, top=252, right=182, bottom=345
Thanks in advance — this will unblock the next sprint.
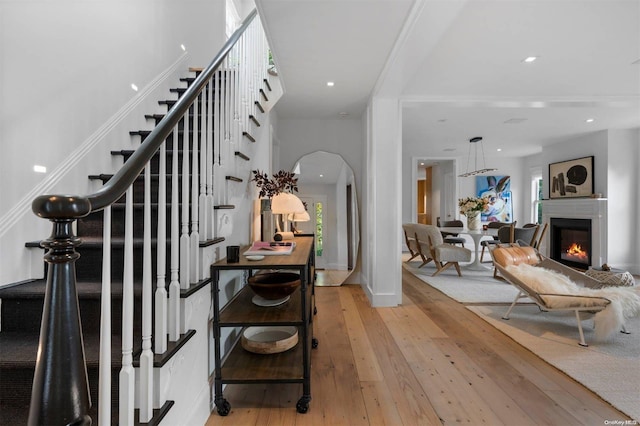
left=181, top=44, right=186, bottom=51
left=131, top=83, right=138, bottom=91
left=523, top=56, right=538, bottom=63
left=338, top=112, right=349, bottom=118
left=326, top=81, right=334, bottom=87
left=319, top=174, right=324, bottom=178
left=33, top=165, right=47, bottom=173
left=420, top=162, right=425, bottom=166
left=496, top=148, right=502, bottom=152
left=586, top=118, right=595, bottom=123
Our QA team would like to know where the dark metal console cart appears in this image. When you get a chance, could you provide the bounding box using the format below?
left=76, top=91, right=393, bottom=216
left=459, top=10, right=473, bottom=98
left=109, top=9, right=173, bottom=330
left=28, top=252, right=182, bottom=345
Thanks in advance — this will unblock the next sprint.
left=210, top=235, right=317, bottom=415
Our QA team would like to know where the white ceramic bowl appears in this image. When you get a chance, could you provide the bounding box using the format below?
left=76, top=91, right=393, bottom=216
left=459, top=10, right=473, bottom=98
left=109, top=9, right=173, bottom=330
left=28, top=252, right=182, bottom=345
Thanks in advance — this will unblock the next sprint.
left=240, top=326, right=298, bottom=354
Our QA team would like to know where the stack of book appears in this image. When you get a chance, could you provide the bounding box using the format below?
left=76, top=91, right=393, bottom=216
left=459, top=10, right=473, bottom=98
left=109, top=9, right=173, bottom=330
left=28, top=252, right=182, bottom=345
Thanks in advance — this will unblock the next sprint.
left=243, top=241, right=296, bottom=256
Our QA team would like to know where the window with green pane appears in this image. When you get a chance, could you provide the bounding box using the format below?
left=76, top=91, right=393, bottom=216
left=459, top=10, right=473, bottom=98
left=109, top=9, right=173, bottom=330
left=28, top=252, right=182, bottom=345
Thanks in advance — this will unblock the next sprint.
left=315, top=202, right=323, bottom=257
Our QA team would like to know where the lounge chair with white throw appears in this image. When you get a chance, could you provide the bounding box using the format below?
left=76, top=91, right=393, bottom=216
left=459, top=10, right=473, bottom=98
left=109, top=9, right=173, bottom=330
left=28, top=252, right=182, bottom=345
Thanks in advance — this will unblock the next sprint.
left=491, top=245, right=640, bottom=347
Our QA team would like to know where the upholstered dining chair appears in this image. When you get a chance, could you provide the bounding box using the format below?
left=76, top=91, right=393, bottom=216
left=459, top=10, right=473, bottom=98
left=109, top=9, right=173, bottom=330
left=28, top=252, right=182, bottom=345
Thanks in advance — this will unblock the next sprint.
left=479, top=221, right=515, bottom=262
left=439, top=220, right=466, bottom=247
left=402, top=223, right=420, bottom=262
left=532, top=223, right=548, bottom=249
left=414, top=224, right=471, bottom=276
left=514, top=224, right=540, bottom=247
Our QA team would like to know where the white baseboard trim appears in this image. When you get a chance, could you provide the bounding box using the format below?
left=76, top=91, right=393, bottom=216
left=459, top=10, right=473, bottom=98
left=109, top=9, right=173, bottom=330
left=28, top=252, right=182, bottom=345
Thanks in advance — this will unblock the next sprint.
left=0, top=52, right=190, bottom=239
left=362, top=282, right=399, bottom=307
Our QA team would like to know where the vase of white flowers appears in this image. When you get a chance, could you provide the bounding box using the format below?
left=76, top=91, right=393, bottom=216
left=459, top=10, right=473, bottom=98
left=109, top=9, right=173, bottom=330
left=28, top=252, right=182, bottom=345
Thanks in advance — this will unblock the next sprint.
left=458, top=197, right=488, bottom=230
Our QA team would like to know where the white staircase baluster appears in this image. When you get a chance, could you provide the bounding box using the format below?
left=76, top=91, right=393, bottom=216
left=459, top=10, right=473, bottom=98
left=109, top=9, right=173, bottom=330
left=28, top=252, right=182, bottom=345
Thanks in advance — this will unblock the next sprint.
left=245, top=32, right=251, bottom=127
left=99, top=206, right=111, bottom=426
left=155, top=141, right=168, bottom=353
left=169, top=130, right=180, bottom=341
left=221, top=65, right=230, bottom=204
left=214, top=70, right=221, bottom=166
left=207, top=77, right=215, bottom=238
left=237, top=36, right=244, bottom=138
left=119, top=187, right=135, bottom=426
left=234, top=44, right=242, bottom=147
left=139, top=164, right=153, bottom=422
left=180, top=112, right=191, bottom=289
left=199, top=86, right=208, bottom=242
left=250, top=25, right=257, bottom=118
left=191, top=97, right=200, bottom=282
left=260, top=21, right=268, bottom=87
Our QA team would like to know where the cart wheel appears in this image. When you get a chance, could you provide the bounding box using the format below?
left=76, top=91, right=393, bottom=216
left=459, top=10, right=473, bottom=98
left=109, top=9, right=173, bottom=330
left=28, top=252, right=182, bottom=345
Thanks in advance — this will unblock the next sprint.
left=312, top=338, right=318, bottom=348
left=296, top=396, right=311, bottom=413
left=216, top=399, right=231, bottom=416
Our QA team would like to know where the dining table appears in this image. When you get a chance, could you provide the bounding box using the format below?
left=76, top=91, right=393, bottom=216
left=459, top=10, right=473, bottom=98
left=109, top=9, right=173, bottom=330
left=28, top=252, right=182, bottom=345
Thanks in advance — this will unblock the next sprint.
left=438, top=226, right=498, bottom=271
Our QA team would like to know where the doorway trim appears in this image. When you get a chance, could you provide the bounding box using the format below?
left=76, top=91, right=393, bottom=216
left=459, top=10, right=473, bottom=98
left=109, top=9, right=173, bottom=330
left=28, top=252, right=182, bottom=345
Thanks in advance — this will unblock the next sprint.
left=410, top=156, right=459, bottom=224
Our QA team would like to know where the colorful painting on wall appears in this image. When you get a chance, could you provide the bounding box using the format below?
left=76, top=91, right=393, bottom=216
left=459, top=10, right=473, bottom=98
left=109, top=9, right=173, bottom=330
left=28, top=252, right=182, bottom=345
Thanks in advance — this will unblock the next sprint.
left=476, top=175, right=513, bottom=223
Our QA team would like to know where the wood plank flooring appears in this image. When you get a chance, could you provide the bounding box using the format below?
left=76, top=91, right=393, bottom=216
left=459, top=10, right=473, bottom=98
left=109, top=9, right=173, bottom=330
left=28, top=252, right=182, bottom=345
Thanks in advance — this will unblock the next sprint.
left=205, top=268, right=630, bottom=425
left=315, top=269, right=352, bottom=286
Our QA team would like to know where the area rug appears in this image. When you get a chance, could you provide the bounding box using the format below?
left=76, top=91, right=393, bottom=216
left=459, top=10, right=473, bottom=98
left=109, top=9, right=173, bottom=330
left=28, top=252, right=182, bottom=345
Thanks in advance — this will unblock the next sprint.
left=468, top=304, right=640, bottom=420
left=403, top=256, right=640, bottom=420
left=402, top=259, right=525, bottom=304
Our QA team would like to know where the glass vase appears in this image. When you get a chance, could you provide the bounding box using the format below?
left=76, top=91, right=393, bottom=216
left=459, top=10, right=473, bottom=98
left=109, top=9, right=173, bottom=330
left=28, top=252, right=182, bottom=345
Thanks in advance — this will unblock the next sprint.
left=466, top=211, right=482, bottom=230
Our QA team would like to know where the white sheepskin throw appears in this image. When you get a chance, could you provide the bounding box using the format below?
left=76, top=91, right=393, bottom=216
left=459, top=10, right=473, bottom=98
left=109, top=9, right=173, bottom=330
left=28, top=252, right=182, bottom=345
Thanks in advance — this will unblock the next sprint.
left=505, top=263, right=640, bottom=340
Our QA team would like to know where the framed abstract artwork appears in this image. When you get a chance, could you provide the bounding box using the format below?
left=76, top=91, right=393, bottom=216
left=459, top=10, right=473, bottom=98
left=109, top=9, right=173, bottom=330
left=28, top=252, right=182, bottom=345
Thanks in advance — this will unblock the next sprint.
left=476, top=175, right=513, bottom=223
left=549, top=156, right=594, bottom=199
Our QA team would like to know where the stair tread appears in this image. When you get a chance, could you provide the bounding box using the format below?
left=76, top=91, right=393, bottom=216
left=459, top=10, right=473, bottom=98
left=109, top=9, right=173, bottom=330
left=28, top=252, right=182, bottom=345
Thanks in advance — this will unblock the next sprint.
left=0, top=279, right=140, bottom=299
left=0, top=332, right=124, bottom=367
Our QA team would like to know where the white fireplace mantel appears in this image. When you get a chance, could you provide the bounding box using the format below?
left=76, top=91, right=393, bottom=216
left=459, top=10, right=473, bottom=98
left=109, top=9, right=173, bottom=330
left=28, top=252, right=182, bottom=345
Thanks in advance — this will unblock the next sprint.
left=541, top=198, right=607, bottom=268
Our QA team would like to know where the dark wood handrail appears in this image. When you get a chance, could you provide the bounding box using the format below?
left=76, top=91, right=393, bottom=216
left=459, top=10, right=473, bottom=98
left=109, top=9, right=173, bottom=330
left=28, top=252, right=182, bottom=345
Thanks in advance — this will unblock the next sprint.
left=27, top=9, right=258, bottom=425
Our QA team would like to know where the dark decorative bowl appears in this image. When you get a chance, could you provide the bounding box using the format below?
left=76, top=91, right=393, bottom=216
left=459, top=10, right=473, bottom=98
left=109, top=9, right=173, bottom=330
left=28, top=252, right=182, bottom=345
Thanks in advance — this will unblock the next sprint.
left=248, top=272, right=300, bottom=300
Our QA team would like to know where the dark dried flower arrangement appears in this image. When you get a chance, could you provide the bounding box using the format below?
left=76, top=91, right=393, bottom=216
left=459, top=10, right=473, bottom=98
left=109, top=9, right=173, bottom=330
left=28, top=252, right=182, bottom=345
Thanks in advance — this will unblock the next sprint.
left=251, top=170, right=298, bottom=198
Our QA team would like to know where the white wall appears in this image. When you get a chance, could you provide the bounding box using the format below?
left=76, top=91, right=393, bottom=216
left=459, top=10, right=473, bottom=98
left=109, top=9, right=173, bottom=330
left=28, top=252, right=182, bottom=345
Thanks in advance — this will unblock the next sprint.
left=0, top=0, right=225, bottom=215
left=276, top=118, right=363, bottom=185
left=0, top=0, right=227, bottom=286
left=607, top=129, right=639, bottom=272
left=364, top=97, right=402, bottom=306
left=540, top=131, right=609, bottom=199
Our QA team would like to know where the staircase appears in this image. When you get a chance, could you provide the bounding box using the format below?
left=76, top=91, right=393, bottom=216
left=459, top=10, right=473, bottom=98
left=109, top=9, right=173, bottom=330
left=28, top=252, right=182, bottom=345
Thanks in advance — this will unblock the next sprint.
left=0, top=10, right=274, bottom=425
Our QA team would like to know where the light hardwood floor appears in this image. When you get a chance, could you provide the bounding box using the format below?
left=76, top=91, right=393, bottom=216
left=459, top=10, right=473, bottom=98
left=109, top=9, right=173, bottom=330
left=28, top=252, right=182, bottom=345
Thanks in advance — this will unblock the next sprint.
left=206, top=268, right=630, bottom=425
left=315, top=269, right=352, bottom=286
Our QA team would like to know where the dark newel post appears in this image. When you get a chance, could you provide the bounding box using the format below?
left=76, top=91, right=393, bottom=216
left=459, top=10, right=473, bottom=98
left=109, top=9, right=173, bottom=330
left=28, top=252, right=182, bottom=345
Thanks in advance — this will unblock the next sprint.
left=29, top=196, right=92, bottom=426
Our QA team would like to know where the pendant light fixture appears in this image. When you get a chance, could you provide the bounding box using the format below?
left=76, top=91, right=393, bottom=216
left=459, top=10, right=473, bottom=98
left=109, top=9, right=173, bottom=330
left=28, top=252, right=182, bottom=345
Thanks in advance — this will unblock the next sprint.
left=458, top=136, right=498, bottom=177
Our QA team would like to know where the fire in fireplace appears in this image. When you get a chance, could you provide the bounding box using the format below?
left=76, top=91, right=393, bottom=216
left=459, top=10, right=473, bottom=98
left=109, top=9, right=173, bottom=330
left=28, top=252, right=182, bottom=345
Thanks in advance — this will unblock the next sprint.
left=564, top=242, right=588, bottom=263
left=550, top=218, right=592, bottom=269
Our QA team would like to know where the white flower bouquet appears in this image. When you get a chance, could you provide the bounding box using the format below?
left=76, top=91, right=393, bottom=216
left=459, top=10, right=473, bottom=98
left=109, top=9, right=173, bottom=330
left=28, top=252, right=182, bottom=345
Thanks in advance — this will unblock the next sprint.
left=458, top=196, right=489, bottom=216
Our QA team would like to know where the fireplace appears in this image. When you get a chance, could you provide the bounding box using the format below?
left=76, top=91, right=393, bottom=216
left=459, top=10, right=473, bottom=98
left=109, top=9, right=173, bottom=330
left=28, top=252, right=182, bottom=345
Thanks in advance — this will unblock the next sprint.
left=550, top=218, right=592, bottom=269
left=541, top=198, right=606, bottom=269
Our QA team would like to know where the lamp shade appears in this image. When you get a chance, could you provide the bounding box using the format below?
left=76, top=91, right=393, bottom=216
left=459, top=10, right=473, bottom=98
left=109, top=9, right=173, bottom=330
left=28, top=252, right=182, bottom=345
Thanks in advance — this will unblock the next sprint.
left=270, top=193, right=305, bottom=214
left=288, top=210, right=310, bottom=222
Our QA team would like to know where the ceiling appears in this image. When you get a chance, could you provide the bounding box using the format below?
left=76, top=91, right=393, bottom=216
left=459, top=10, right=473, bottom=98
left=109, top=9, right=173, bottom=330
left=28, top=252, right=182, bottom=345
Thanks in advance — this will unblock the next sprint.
left=256, top=0, right=640, bottom=159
